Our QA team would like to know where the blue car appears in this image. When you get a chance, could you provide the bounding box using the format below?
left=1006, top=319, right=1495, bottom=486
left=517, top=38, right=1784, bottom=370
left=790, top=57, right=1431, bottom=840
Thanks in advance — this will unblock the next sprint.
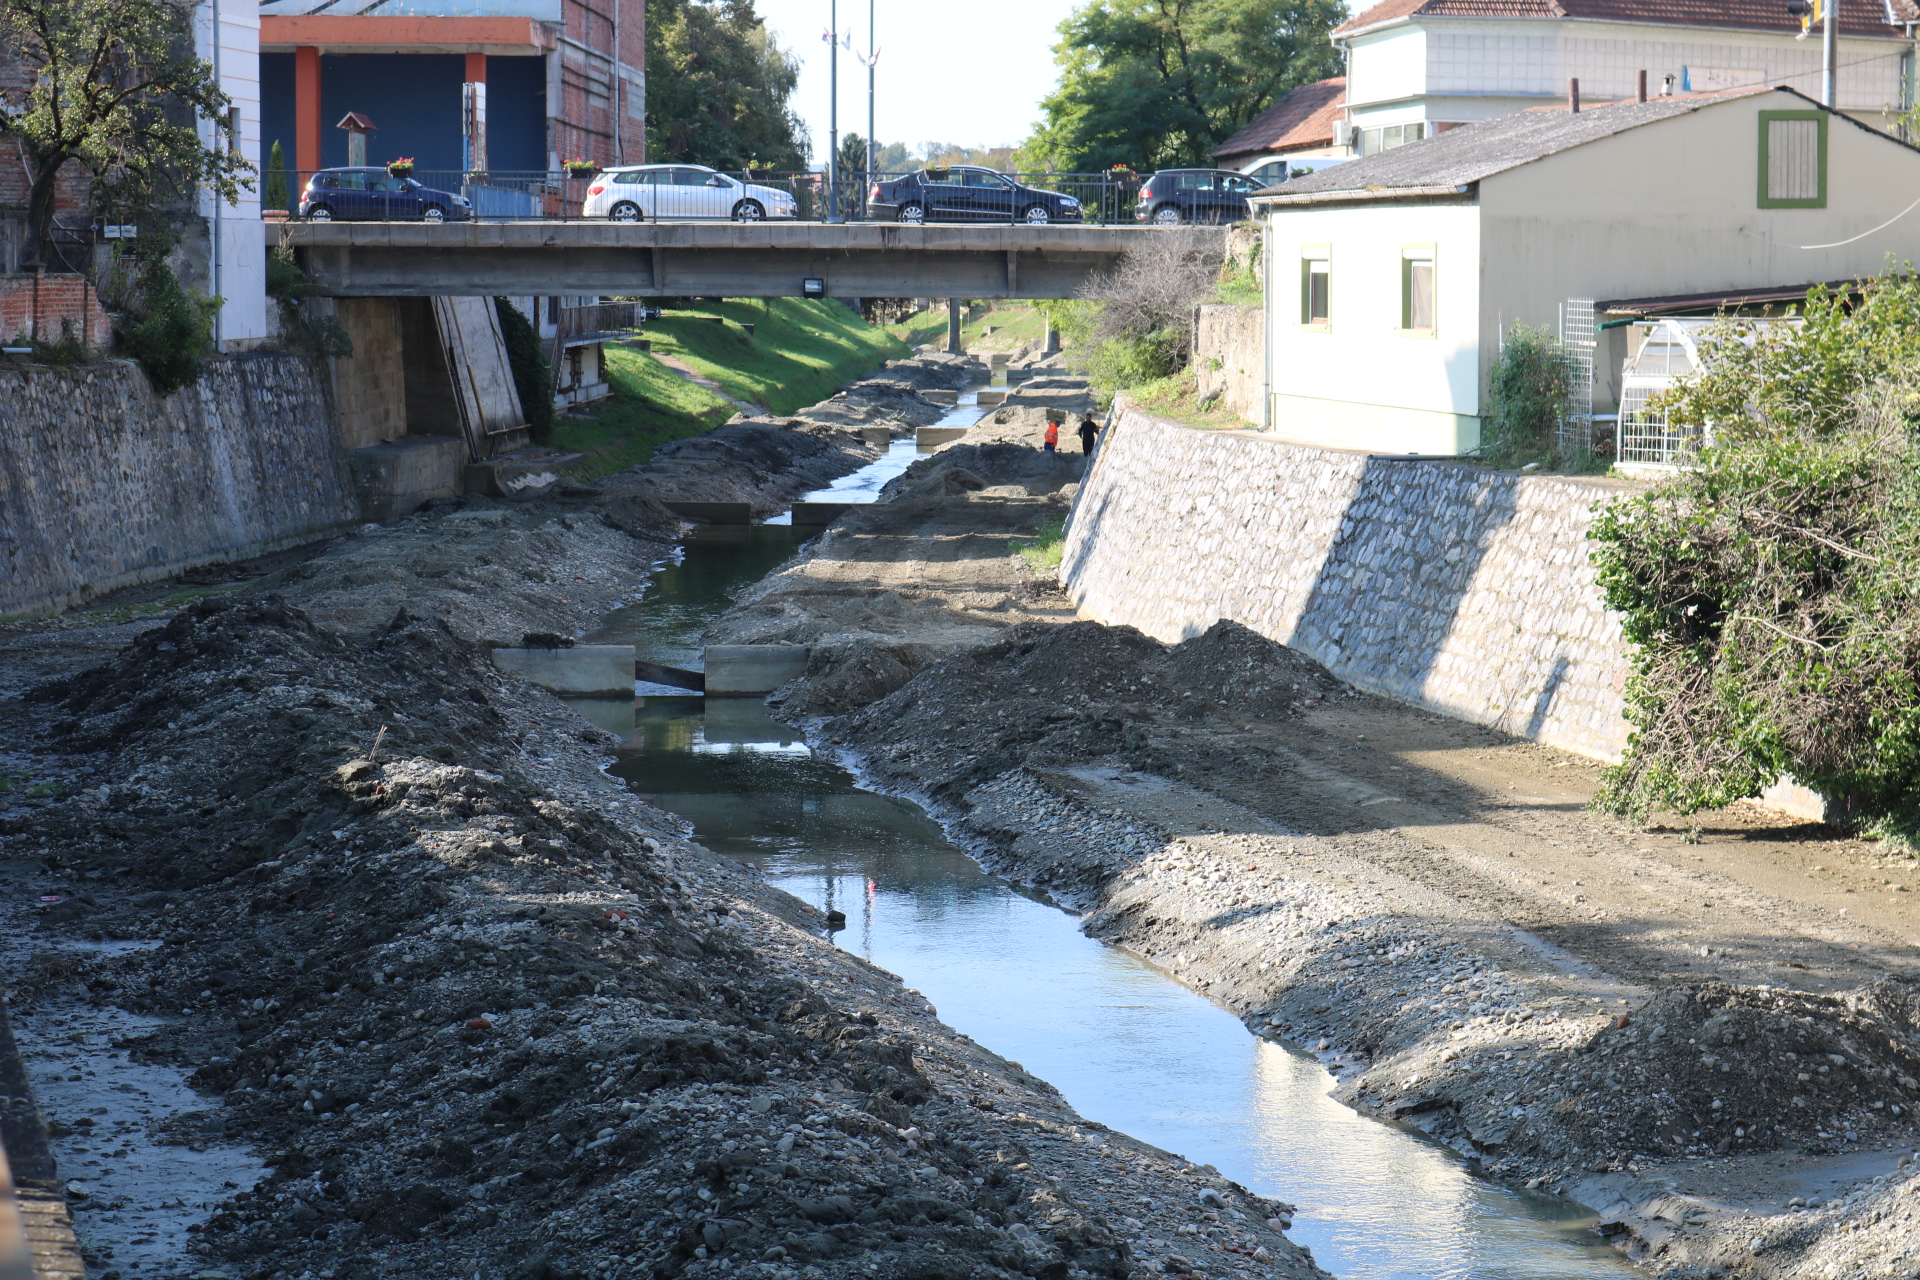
left=298, top=167, right=472, bottom=222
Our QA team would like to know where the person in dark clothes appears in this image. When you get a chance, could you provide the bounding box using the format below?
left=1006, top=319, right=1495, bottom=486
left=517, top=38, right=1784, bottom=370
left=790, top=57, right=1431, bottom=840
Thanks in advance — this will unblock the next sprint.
left=1078, top=416, right=1099, bottom=453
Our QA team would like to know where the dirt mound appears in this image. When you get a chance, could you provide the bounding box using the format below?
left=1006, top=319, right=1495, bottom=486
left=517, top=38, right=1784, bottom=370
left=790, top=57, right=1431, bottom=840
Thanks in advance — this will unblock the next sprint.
left=9, top=597, right=1143, bottom=1280
left=882, top=442, right=1084, bottom=499
left=821, top=619, right=1347, bottom=803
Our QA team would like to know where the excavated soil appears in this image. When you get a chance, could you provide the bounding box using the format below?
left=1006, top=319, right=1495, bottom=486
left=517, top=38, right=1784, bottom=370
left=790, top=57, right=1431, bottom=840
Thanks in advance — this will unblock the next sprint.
left=0, top=355, right=1329, bottom=1280
left=715, top=386, right=1920, bottom=1280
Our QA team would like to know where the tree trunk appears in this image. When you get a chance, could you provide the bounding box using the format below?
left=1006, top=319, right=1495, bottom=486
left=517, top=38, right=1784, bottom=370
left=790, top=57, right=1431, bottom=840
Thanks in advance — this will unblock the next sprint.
left=23, top=156, right=70, bottom=271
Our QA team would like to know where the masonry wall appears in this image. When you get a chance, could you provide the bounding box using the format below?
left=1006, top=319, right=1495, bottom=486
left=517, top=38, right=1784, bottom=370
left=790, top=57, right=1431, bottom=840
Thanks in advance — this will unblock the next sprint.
left=332, top=298, right=406, bottom=450
left=1063, top=403, right=1640, bottom=761
left=0, top=354, right=357, bottom=617
left=0, top=274, right=114, bottom=348
left=1193, top=303, right=1262, bottom=424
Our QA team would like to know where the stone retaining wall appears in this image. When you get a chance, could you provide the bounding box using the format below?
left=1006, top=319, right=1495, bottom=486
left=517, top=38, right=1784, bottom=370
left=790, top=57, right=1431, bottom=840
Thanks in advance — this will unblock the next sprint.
left=1193, top=303, right=1262, bottom=424
left=1063, top=403, right=1641, bottom=761
left=0, top=354, right=356, bottom=617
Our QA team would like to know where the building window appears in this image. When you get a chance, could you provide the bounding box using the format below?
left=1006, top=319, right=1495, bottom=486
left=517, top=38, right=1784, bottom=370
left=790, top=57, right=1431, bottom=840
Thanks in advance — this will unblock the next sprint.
left=1758, top=110, right=1827, bottom=208
left=1401, top=245, right=1435, bottom=333
left=1300, top=249, right=1330, bottom=327
left=1358, top=122, right=1425, bottom=156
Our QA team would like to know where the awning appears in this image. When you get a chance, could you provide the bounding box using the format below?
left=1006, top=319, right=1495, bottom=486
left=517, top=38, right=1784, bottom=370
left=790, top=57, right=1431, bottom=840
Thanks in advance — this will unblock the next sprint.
left=1597, top=279, right=1864, bottom=316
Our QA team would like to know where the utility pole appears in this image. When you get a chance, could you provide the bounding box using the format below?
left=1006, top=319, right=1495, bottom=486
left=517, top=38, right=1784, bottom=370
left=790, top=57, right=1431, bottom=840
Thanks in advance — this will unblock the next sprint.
left=1824, top=0, right=1837, bottom=107
left=826, top=0, right=841, bottom=224
left=865, top=0, right=875, bottom=195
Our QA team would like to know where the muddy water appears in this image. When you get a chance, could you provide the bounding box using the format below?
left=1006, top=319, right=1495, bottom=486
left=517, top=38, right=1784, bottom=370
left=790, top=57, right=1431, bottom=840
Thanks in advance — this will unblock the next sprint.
left=577, top=431, right=1639, bottom=1280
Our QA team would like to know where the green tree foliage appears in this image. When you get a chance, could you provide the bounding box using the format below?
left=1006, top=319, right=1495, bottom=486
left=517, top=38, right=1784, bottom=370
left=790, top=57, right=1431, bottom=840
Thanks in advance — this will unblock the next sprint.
left=495, top=298, right=555, bottom=443
left=645, top=0, right=807, bottom=171
left=1480, top=323, right=1571, bottom=467
left=1020, top=0, right=1344, bottom=173
left=1588, top=274, right=1920, bottom=833
left=0, top=0, right=253, bottom=267
left=266, top=140, right=290, bottom=212
left=1059, top=229, right=1219, bottom=402
left=121, top=253, right=219, bottom=395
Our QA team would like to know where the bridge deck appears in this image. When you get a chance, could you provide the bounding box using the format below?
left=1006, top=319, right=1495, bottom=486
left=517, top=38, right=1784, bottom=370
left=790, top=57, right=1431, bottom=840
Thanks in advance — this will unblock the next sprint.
left=281, top=221, right=1218, bottom=299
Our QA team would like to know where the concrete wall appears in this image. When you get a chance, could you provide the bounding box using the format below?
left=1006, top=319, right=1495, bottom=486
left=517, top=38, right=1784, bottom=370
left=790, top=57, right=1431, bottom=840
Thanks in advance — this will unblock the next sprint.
left=1193, top=304, right=1263, bottom=424
left=1063, top=403, right=1638, bottom=761
left=332, top=297, right=407, bottom=449
left=0, top=354, right=357, bottom=617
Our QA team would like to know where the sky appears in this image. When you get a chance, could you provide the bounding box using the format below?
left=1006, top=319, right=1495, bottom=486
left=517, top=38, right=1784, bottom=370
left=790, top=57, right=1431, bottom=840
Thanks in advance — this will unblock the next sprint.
left=755, top=0, right=1087, bottom=164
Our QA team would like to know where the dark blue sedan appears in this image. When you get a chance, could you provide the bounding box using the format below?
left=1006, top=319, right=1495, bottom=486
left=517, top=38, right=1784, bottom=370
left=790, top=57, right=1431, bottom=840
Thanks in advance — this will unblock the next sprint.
left=298, top=168, right=473, bottom=222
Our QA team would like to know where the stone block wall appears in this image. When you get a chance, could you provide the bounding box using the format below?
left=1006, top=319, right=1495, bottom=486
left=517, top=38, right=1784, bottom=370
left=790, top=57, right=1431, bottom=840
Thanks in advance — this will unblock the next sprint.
left=0, top=354, right=358, bottom=617
left=330, top=297, right=407, bottom=449
left=1193, top=303, right=1262, bottom=424
left=1063, top=404, right=1641, bottom=761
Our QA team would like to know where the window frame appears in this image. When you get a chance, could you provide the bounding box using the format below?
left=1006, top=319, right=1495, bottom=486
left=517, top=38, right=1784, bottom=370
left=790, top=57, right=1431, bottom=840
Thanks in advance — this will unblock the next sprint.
left=1299, top=245, right=1331, bottom=330
left=1757, top=110, right=1828, bottom=209
left=1400, top=243, right=1436, bottom=336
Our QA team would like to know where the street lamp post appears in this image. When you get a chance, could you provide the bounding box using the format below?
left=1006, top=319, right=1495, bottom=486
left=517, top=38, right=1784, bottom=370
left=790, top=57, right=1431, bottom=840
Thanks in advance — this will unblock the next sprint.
left=1823, top=0, right=1837, bottom=108
left=826, top=0, right=841, bottom=224
left=866, top=0, right=875, bottom=194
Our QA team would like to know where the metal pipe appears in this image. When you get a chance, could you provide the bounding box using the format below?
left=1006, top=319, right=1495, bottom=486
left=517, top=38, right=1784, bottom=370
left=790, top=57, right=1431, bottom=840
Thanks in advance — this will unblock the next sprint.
left=1636, top=69, right=1647, bottom=102
left=1569, top=77, right=1580, bottom=113
left=1824, top=0, right=1838, bottom=107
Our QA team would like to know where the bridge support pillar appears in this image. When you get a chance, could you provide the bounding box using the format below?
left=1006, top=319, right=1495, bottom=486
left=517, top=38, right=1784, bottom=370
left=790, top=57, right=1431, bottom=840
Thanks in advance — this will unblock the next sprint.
left=946, top=298, right=962, bottom=355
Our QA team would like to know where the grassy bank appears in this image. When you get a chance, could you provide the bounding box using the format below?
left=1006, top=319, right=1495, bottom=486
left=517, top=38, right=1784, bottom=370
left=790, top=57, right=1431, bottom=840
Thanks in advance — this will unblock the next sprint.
left=884, top=300, right=1054, bottom=353
left=552, top=298, right=910, bottom=480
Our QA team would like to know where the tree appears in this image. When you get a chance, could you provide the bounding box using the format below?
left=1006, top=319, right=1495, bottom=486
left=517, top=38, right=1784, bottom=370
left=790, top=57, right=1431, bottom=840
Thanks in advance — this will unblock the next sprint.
left=0, top=0, right=252, bottom=267
left=645, top=0, right=807, bottom=171
left=1019, top=0, right=1344, bottom=173
left=265, top=139, right=289, bottom=212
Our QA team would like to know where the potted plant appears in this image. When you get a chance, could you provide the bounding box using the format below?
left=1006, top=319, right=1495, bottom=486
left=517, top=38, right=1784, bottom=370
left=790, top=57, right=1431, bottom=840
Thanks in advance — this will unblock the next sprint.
left=465, top=170, right=488, bottom=186
left=563, top=157, right=599, bottom=179
left=387, top=157, right=414, bottom=179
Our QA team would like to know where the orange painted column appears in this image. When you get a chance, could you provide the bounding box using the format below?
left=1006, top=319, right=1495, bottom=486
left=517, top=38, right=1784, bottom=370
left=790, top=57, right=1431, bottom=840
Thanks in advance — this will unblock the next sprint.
left=464, top=52, right=486, bottom=82
left=295, top=46, right=323, bottom=177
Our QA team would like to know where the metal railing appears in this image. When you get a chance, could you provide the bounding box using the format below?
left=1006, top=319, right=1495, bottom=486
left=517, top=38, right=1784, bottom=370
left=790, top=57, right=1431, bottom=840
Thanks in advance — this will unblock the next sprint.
left=264, top=168, right=1162, bottom=225
left=555, top=301, right=648, bottom=342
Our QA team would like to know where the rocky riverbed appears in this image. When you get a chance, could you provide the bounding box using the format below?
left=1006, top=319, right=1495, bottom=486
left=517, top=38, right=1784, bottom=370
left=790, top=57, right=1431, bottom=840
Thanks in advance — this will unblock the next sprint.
left=0, top=352, right=1331, bottom=1280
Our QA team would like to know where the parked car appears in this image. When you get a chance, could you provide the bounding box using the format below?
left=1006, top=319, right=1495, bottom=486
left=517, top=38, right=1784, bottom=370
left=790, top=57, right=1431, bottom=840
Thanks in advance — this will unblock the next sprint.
left=583, top=165, right=799, bottom=222
left=299, top=168, right=471, bottom=222
left=1133, top=169, right=1264, bottom=225
left=868, top=167, right=1085, bottom=224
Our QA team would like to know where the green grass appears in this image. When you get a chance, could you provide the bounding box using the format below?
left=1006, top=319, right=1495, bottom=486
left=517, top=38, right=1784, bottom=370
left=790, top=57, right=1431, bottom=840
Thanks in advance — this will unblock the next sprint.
left=550, top=297, right=911, bottom=481
left=1015, top=513, right=1069, bottom=571
left=884, top=300, right=1058, bottom=353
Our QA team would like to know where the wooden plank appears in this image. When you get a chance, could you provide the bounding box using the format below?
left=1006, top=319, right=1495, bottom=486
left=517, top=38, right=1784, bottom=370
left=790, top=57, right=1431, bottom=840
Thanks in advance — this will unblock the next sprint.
left=430, top=296, right=529, bottom=461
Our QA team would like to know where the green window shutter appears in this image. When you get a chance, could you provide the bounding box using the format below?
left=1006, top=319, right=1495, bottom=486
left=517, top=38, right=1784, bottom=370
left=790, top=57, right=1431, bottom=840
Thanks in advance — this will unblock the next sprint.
left=1758, top=111, right=1828, bottom=209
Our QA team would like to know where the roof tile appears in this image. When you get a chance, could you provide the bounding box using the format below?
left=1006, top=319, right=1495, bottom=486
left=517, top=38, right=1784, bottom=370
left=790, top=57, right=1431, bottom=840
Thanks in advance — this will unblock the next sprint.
left=1212, top=78, right=1348, bottom=162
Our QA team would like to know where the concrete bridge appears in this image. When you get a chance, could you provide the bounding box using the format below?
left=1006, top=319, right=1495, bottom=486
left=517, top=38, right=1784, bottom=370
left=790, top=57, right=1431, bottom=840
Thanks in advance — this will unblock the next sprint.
left=282, top=221, right=1218, bottom=299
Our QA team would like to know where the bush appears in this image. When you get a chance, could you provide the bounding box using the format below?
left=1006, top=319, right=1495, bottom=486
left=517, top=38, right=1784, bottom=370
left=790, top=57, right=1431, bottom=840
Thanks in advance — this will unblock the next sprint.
left=121, top=256, right=219, bottom=396
left=1480, top=324, right=1571, bottom=467
left=1065, top=230, right=1219, bottom=404
left=495, top=297, right=554, bottom=442
left=265, top=141, right=290, bottom=213
left=1589, top=371, right=1920, bottom=835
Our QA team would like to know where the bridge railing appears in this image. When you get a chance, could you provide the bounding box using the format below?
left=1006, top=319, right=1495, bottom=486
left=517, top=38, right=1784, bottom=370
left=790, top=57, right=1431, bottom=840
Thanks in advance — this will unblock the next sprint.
left=265, top=168, right=1152, bottom=226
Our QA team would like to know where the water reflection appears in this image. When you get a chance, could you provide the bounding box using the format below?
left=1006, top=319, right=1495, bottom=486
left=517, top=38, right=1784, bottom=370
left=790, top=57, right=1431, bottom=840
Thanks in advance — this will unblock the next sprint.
left=597, top=697, right=1636, bottom=1280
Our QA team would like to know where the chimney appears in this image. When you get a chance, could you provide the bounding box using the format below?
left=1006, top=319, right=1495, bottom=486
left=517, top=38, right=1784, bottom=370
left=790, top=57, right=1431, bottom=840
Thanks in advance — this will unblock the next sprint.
left=1569, top=78, right=1581, bottom=113
left=1637, top=69, right=1648, bottom=103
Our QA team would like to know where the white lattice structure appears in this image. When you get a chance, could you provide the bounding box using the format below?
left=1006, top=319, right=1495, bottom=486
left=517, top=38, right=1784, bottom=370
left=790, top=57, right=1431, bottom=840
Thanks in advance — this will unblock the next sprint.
left=1558, top=298, right=1596, bottom=460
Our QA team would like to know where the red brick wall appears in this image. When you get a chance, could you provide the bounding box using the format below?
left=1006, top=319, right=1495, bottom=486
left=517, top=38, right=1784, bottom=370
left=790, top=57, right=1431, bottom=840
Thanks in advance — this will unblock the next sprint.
left=0, top=55, right=95, bottom=216
left=0, top=274, right=115, bottom=348
left=549, top=0, right=645, bottom=168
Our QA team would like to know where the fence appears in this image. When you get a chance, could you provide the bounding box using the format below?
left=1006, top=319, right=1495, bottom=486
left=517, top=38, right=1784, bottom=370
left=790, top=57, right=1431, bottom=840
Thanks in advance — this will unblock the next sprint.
left=264, top=168, right=1160, bottom=226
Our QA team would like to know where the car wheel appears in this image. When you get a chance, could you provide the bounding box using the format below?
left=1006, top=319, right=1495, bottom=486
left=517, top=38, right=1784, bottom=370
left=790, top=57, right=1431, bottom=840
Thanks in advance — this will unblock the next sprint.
left=610, top=201, right=643, bottom=223
left=306, top=205, right=334, bottom=222
left=423, top=205, right=446, bottom=223
left=1152, top=205, right=1183, bottom=226
left=900, top=202, right=926, bottom=225
left=1022, top=204, right=1052, bottom=225
left=732, top=199, right=766, bottom=222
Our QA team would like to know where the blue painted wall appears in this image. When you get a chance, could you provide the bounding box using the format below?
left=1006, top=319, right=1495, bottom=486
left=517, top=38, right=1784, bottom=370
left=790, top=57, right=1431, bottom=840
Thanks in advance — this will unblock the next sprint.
left=257, top=52, right=547, bottom=183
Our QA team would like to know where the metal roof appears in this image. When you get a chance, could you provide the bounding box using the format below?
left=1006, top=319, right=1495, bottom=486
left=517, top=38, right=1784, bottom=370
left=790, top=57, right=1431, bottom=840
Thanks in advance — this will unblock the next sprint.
left=1253, top=86, right=1791, bottom=203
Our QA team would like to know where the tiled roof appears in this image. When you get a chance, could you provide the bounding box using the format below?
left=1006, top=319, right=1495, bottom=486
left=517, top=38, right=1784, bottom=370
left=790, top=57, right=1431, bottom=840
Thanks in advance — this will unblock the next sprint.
left=1335, top=0, right=1917, bottom=38
left=1212, top=78, right=1348, bottom=162
left=1255, top=85, right=1782, bottom=198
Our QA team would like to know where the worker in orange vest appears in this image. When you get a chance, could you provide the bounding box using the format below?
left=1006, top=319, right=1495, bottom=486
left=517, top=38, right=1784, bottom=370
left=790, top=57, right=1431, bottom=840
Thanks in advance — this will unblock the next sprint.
left=1043, top=419, right=1060, bottom=453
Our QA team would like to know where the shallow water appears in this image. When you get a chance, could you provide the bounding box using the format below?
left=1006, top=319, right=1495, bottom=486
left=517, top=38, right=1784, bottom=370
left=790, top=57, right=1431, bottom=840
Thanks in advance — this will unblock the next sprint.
left=577, top=432, right=1638, bottom=1280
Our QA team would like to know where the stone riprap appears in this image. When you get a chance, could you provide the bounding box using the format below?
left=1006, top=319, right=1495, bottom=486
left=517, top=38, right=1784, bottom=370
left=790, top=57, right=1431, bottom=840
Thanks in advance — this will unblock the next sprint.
left=1061, top=405, right=1641, bottom=760
left=0, top=354, right=354, bottom=617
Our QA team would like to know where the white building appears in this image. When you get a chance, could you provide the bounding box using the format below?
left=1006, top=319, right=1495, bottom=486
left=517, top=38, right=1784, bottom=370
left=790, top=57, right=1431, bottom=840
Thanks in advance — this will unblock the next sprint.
left=1333, top=0, right=1918, bottom=157
left=198, top=0, right=271, bottom=348
left=1252, top=87, right=1920, bottom=455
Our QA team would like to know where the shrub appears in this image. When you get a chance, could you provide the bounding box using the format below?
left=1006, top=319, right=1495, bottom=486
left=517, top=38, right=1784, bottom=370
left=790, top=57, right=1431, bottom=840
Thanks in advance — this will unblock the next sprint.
left=1065, top=230, right=1219, bottom=404
left=121, top=256, right=219, bottom=396
left=1480, top=324, right=1571, bottom=467
left=495, top=297, right=554, bottom=442
left=1589, top=373, right=1920, bottom=835
left=265, top=141, right=290, bottom=212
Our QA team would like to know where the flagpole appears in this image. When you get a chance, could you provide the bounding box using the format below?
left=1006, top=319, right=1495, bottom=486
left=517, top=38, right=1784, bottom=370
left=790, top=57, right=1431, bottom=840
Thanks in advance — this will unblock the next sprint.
left=827, top=0, right=841, bottom=224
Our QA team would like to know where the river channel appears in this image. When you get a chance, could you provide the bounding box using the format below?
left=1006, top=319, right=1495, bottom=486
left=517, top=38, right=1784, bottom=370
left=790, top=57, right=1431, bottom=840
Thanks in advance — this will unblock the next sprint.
left=575, top=401, right=1639, bottom=1280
